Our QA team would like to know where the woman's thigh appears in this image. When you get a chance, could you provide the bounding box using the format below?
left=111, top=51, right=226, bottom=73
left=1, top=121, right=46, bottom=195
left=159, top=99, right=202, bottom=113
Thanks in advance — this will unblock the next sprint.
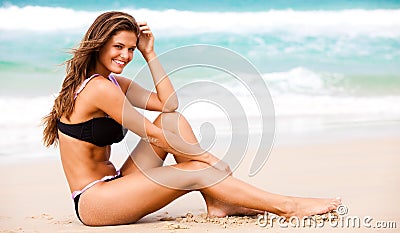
left=78, top=168, right=187, bottom=226
left=78, top=160, right=215, bottom=226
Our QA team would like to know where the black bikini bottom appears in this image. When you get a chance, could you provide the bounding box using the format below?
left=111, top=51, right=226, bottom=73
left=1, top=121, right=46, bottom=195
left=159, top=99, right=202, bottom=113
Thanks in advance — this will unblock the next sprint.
left=73, top=173, right=122, bottom=223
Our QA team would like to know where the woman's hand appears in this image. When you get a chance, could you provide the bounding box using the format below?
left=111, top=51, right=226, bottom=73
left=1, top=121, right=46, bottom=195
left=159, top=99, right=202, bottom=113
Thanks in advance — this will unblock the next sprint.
left=137, top=21, right=155, bottom=59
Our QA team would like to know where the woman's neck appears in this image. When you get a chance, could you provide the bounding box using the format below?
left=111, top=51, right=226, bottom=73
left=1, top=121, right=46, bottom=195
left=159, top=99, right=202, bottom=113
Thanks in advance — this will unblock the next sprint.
left=88, top=69, right=111, bottom=79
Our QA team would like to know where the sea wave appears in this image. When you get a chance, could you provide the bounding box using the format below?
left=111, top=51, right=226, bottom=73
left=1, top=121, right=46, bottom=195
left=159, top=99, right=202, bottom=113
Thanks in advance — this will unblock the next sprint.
left=1, top=68, right=399, bottom=126
left=263, top=67, right=400, bottom=95
left=0, top=5, right=400, bottom=38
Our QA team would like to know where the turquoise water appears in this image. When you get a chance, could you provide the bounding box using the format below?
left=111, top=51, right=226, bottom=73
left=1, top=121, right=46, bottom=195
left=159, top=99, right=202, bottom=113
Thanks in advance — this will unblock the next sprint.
left=1, top=1, right=400, bottom=89
left=0, top=1, right=399, bottom=99
left=5, top=0, right=400, bottom=11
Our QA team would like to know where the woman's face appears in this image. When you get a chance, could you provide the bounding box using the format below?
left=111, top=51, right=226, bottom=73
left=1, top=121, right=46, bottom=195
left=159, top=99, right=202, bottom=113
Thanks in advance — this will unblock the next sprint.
left=96, top=30, right=138, bottom=75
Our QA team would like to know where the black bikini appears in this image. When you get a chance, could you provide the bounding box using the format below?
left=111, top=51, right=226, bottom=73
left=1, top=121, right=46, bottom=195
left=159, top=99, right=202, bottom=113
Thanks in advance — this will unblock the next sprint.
left=57, top=117, right=127, bottom=147
left=57, top=74, right=127, bottom=147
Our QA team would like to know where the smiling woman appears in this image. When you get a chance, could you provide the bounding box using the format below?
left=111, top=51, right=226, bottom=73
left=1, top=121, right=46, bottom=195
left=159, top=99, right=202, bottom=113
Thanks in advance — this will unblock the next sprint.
left=42, top=11, right=340, bottom=226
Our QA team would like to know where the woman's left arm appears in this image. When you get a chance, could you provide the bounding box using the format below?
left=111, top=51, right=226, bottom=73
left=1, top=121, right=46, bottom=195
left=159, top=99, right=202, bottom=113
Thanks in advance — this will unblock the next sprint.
left=123, top=21, right=178, bottom=112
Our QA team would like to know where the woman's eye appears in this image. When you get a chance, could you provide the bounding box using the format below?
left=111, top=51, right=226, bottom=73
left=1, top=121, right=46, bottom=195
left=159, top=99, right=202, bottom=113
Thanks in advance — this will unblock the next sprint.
left=128, top=48, right=135, bottom=52
left=115, top=45, right=122, bottom=49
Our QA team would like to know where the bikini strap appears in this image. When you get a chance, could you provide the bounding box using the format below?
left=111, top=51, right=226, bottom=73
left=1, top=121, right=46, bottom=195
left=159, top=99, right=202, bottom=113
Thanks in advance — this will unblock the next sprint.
left=74, top=74, right=121, bottom=99
left=71, top=170, right=121, bottom=199
left=74, top=74, right=100, bottom=99
left=108, top=74, right=121, bottom=89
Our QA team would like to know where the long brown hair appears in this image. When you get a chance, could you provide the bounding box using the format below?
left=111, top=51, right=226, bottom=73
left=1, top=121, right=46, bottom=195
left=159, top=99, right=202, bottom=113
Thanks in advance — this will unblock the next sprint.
left=42, top=11, right=139, bottom=147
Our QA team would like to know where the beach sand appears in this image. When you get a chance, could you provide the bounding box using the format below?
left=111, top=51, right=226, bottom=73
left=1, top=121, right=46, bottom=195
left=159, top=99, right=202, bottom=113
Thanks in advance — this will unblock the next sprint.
left=1, top=125, right=399, bottom=232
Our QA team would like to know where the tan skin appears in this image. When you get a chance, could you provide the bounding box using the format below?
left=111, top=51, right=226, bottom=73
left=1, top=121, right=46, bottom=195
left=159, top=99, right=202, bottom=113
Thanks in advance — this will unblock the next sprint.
left=59, top=22, right=341, bottom=226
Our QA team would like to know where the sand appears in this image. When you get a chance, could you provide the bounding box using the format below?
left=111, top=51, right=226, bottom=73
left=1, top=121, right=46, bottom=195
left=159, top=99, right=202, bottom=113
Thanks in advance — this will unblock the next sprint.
left=1, top=127, right=399, bottom=232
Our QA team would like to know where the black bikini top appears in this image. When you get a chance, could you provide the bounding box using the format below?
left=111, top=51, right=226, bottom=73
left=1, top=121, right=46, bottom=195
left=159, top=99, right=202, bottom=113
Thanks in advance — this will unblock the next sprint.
left=57, top=117, right=127, bottom=147
left=57, top=74, right=127, bottom=147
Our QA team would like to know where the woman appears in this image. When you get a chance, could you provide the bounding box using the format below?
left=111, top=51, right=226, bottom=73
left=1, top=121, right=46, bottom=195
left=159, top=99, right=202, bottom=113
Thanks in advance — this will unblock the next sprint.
left=42, top=11, right=341, bottom=226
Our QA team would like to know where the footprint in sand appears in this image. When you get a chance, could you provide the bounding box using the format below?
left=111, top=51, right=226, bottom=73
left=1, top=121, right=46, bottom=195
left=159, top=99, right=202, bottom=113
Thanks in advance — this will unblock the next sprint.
left=27, top=213, right=76, bottom=225
left=28, top=213, right=54, bottom=221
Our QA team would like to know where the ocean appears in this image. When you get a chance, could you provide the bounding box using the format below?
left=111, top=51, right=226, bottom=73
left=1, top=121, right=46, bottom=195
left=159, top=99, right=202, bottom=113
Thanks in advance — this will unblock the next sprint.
left=1, top=0, right=399, bottom=161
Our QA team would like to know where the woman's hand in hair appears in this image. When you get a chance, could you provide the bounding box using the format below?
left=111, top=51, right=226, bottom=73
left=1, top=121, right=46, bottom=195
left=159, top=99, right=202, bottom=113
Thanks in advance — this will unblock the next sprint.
left=137, top=21, right=155, bottom=59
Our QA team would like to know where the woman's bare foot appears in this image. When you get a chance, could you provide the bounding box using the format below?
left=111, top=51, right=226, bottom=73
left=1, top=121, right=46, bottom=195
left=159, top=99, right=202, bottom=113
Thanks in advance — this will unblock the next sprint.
left=206, top=198, right=263, bottom=217
left=280, top=196, right=342, bottom=219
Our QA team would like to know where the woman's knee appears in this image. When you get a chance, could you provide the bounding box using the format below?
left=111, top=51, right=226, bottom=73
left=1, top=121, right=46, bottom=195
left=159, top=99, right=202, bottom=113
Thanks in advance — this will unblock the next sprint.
left=154, top=111, right=190, bottom=132
left=184, top=160, right=210, bottom=170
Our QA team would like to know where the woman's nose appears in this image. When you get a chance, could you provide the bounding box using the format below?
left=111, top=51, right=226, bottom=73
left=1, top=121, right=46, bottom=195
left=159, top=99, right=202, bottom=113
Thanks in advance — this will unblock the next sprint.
left=120, top=49, right=128, bottom=59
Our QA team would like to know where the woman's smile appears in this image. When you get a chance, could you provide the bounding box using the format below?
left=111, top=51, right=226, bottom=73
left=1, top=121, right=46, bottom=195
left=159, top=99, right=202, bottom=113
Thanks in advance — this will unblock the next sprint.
left=112, top=59, right=127, bottom=67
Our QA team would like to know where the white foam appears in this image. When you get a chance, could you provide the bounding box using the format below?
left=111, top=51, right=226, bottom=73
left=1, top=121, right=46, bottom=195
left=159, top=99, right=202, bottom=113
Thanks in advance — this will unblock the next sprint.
left=264, top=67, right=357, bottom=96
left=261, top=67, right=400, bottom=118
left=1, top=6, right=400, bottom=38
left=271, top=94, right=400, bottom=118
left=1, top=85, right=399, bottom=159
left=0, top=95, right=53, bottom=127
left=0, top=96, right=54, bottom=157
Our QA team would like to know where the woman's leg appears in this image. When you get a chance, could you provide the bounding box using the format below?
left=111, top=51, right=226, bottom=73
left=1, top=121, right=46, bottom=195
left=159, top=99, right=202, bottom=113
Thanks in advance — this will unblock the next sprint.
left=120, top=112, right=261, bottom=216
left=153, top=112, right=263, bottom=216
left=79, top=160, right=340, bottom=226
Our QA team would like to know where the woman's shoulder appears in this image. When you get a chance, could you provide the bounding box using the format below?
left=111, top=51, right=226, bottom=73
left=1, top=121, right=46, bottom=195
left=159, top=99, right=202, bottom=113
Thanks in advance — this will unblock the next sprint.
left=74, top=74, right=105, bottom=99
left=79, top=74, right=109, bottom=91
left=112, top=75, right=133, bottom=93
left=80, top=74, right=108, bottom=86
left=78, top=75, right=120, bottom=99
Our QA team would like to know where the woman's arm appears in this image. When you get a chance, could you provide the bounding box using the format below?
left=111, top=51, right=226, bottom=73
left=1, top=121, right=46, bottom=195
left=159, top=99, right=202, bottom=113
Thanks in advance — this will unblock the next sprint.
left=88, top=77, right=228, bottom=172
left=116, top=76, right=177, bottom=112
left=123, top=21, right=178, bottom=112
